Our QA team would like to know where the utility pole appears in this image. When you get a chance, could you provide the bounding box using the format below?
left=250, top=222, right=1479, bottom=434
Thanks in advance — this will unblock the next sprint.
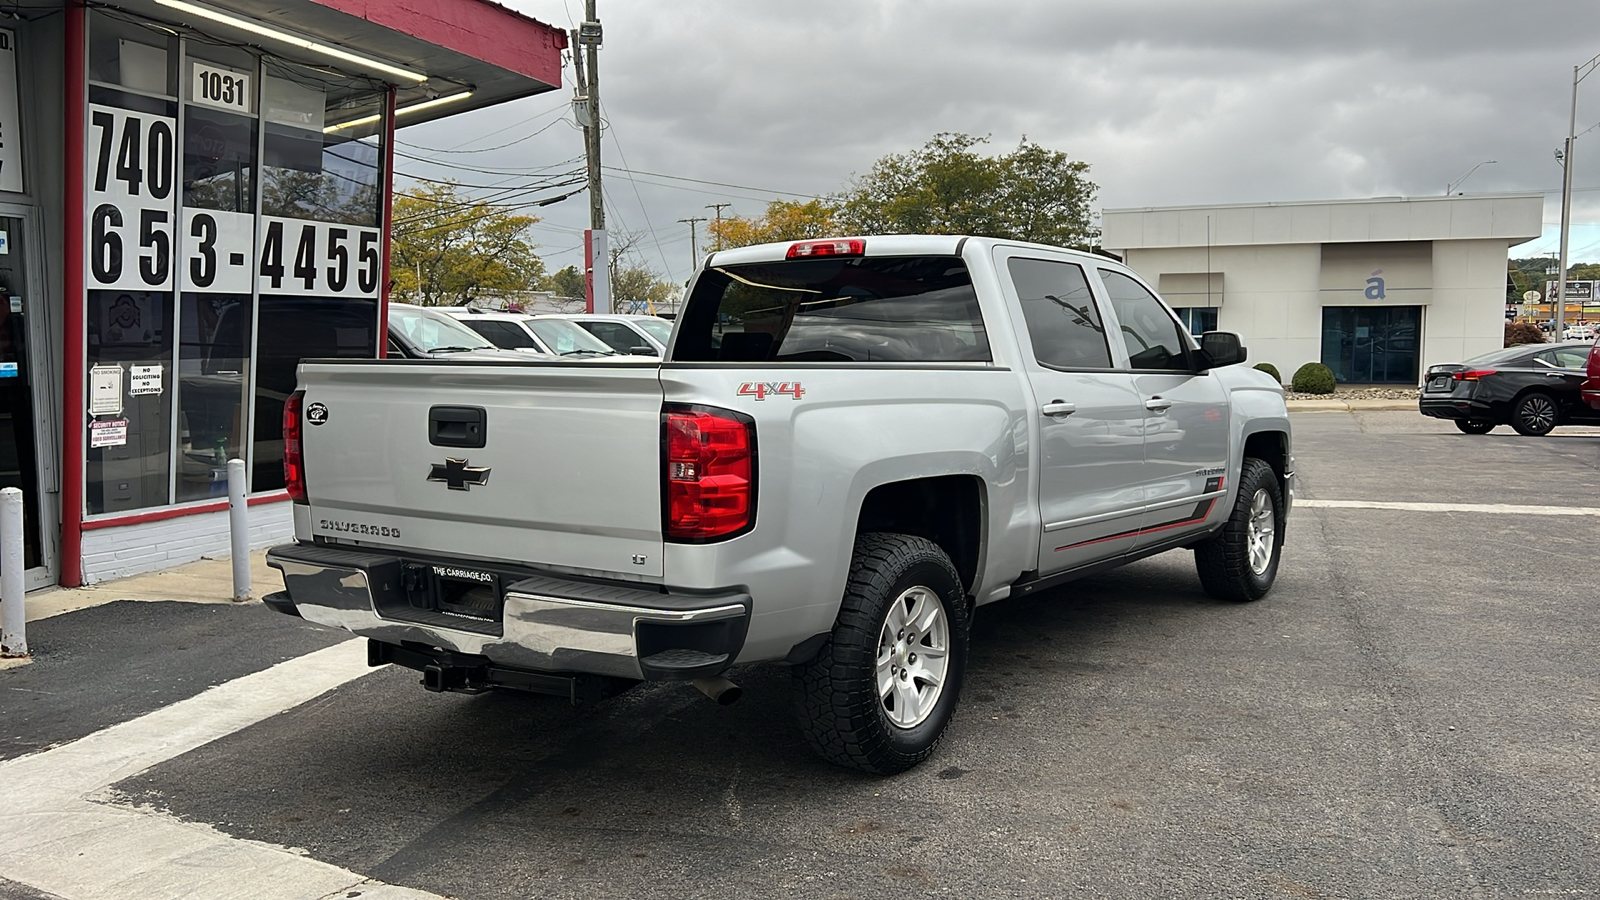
left=572, top=3, right=609, bottom=313
left=704, top=202, right=732, bottom=251
left=677, top=216, right=706, bottom=271
left=1556, top=52, right=1600, bottom=343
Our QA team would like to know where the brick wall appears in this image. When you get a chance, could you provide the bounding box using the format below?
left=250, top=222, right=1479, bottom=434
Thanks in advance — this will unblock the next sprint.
left=80, top=502, right=295, bottom=584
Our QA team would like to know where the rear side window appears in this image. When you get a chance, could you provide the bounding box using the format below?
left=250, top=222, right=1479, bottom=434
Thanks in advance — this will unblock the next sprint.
left=674, top=255, right=990, bottom=363
left=1008, top=257, right=1111, bottom=369
left=1098, top=270, right=1190, bottom=371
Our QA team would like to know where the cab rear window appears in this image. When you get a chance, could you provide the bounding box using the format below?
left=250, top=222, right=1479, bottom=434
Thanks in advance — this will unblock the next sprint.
left=673, top=255, right=990, bottom=363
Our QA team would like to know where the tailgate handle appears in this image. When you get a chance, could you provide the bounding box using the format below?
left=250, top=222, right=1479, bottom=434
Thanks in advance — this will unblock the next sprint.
left=429, top=406, right=487, bottom=448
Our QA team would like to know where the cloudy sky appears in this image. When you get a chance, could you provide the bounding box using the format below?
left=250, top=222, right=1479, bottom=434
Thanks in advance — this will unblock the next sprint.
left=396, top=0, right=1600, bottom=284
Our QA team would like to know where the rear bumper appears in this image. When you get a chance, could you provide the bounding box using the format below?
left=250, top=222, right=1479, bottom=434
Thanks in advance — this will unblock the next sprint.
left=266, top=542, right=749, bottom=682
left=1419, top=397, right=1492, bottom=421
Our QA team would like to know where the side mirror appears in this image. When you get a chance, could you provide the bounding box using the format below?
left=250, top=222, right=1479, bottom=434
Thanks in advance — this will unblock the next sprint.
left=631, top=345, right=658, bottom=356
left=1198, top=331, right=1247, bottom=369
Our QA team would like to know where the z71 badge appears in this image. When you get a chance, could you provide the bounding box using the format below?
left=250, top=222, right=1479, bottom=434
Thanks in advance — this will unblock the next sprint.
left=738, top=381, right=804, bottom=401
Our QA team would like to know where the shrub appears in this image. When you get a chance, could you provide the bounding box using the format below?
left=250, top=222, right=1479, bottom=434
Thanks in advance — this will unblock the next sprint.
left=1291, top=362, right=1337, bottom=394
left=1253, top=362, right=1281, bottom=384
left=1504, top=321, right=1546, bottom=347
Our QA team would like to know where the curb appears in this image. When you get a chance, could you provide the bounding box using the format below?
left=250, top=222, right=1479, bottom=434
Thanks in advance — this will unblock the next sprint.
left=1286, top=399, right=1417, bottom=411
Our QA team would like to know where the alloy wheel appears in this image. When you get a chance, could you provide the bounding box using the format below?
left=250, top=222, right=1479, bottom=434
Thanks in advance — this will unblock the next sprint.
left=1247, top=488, right=1276, bottom=576
left=875, top=586, right=951, bottom=729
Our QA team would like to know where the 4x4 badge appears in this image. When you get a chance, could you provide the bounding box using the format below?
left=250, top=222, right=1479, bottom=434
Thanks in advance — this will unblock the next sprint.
left=428, top=457, right=491, bottom=491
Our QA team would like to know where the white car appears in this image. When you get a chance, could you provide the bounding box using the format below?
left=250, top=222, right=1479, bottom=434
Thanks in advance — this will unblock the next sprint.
left=1564, top=323, right=1596, bottom=342
left=547, top=314, right=673, bottom=357
left=438, top=309, right=617, bottom=358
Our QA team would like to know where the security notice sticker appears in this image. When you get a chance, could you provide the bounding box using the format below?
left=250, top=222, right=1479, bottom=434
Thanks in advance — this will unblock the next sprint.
left=90, top=418, right=128, bottom=448
left=129, top=364, right=163, bottom=395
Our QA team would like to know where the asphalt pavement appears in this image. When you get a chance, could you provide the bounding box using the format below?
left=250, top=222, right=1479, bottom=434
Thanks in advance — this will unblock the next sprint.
left=2, top=409, right=1597, bottom=899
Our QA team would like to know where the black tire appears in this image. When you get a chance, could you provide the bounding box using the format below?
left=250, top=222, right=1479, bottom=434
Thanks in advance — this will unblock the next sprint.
left=794, top=533, right=969, bottom=775
left=1511, top=393, right=1558, bottom=436
left=1454, top=419, right=1495, bottom=435
left=1194, top=457, right=1284, bottom=602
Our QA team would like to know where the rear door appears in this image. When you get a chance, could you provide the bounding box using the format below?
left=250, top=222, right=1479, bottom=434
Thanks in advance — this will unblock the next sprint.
left=298, top=361, right=666, bottom=577
left=1095, top=269, right=1230, bottom=548
left=995, top=248, right=1149, bottom=575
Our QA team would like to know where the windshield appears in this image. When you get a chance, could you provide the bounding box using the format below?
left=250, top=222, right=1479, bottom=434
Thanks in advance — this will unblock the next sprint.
left=389, top=306, right=495, bottom=353
left=525, top=319, right=616, bottom=355
left=635, top=318, right=673, bottom=344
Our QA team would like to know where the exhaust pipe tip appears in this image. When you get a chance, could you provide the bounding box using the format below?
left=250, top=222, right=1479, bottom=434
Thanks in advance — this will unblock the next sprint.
left=692, top=676, right=742, bottom=706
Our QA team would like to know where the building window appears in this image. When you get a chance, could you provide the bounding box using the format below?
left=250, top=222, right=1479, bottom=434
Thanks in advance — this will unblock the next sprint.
left=83, top=12, right=388, bottom=515
left=86, top=291, right=174, bottom=514
left=1174, top=307, right=1218, bottom=337
left=1320, top=306, right=1421, bottom=384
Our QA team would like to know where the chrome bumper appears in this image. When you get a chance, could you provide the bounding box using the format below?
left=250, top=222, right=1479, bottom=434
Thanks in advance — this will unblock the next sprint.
left=266, top=544, right=749, bottom=681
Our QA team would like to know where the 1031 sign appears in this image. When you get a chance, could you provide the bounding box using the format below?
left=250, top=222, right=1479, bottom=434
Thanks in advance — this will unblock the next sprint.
left=85, top=105, right=177, bottom=291
left=257, top=217, right=380, bottom=298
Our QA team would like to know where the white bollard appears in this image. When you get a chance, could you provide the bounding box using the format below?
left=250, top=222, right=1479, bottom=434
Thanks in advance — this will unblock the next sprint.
left=227, top=459, right=251, bottom=602
left=1, top=487, right=26, bottom=657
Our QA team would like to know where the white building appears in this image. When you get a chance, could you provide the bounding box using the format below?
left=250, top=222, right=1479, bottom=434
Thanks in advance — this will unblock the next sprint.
left=1100, top=194, right=1544, bottom=385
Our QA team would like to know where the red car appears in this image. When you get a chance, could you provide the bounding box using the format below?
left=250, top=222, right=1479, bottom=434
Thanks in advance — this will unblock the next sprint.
left=1584, top=339, right=1600, bottom=411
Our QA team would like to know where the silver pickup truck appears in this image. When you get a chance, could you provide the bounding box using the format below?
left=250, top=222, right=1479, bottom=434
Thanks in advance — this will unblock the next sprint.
left=265, top=235, right=1293, bottom=774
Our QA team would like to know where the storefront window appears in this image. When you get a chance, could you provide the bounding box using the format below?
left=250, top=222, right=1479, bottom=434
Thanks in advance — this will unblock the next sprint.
left=84, top=14, right=388, bottom=512
left=86, top=290, right=174, bottom=514
left=251, top=296, right=376, bottom=491
left=261, top=63, right=383, bottom=227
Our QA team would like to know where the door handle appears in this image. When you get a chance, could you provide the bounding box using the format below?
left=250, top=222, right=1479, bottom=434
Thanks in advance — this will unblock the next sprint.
left=1546, top=371, right=1568, bottom=377
left=1144, top=397, right=1174, bottom=412
left=1041, top=401, right=1076, bottom=417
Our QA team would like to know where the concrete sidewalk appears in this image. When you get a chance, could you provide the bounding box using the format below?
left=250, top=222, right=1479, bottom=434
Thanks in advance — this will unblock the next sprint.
left=23, top=549, right=281, bottom=624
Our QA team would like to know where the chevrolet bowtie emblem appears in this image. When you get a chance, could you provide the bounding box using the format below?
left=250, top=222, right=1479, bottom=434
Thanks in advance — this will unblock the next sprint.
left=428, top=457, right=491, bottom=491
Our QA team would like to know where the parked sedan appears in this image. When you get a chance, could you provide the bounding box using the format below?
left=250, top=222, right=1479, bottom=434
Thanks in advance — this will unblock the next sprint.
left=386, top=304, right=534, bottom=360
left=438, top=310, right=617, bottom=358
left=548, top=314, right=673, bottom=357
left=1419, top=342, right=1600, bottom=436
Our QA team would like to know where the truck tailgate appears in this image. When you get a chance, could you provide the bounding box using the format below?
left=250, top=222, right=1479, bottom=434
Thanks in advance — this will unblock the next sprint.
left=297, top=361, right=665, bottom=577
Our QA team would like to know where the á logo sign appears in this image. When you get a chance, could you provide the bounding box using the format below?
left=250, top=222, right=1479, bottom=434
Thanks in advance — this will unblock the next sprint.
left=738, top=382, right=805, bottom=401
left=1365, top=268, right=1386, bottom=300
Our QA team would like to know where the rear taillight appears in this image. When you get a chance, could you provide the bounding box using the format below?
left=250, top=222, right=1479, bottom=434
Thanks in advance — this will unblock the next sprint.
left=786, top=238, right=865, bottom=259
left=1454, top=369, right=1496, bottom=381
left=664, top=406, right=755, bottom=541
left=283, top=390, right=306, bottom=503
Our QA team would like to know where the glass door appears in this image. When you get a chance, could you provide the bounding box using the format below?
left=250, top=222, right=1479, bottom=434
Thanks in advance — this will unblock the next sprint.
left=0, top=213, right=53, bottom=587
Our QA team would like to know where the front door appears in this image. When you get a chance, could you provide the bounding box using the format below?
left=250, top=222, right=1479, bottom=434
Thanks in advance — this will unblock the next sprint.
left=0, top=212, right=55, bottom=588
left=1095, top=269, right=1231, bottom=550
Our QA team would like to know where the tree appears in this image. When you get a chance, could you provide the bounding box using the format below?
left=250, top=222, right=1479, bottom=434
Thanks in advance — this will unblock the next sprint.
left=544, top=265, right=586, bottom=300
left=604, top=229, right=677, bottom=313
left=836, top=133, right=1098, bottom=248
left=389, top=183, right=546, bottom=305
left=707, top=200, right=839, bottom=250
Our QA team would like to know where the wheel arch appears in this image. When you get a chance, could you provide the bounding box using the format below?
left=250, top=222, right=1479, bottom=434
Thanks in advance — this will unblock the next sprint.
left=855, top=474, right=987, bottom=596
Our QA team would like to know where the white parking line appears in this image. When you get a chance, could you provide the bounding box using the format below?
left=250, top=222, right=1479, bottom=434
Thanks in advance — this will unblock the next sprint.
left=0, top=639, right=445, bottom=900
left=1298, top=499, right=1600, bottom=516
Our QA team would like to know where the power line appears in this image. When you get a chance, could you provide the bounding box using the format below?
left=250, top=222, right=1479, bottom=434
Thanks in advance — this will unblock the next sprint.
left=600, top=165, right=820, bottom=199
left=395, top=107, right=571, bottom=155
left=603, top=114, right=676, bottom=282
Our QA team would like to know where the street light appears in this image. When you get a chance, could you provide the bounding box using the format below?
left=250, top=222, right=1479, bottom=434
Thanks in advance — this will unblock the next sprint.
left=1556, top=52, right=1600, bottom=343
left=1445, top=160, right=1496, bottom=195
